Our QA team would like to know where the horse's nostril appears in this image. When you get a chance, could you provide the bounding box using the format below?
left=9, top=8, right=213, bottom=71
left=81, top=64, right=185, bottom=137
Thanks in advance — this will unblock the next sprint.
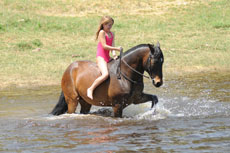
left=155, top=81, right=162, bottom=87
left=156, top=82, right=160, bottom=87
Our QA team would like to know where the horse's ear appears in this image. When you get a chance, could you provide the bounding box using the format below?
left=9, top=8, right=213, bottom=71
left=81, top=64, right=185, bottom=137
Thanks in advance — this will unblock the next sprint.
left=148, top=44, right=155, bottom=56
left=156, top=41, right=160, bottom=48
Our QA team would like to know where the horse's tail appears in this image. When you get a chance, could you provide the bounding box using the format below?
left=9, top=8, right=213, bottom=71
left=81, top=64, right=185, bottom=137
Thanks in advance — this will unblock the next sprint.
left=50, top=91, right=68, bottom=115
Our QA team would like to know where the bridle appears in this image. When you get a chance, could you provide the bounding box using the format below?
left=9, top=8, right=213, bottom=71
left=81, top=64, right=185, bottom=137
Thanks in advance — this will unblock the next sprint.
left=117, top=47, right=155, bottom=84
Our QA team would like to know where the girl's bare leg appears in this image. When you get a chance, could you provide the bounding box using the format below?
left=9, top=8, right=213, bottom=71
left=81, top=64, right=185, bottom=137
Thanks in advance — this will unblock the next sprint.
left=87, top=57, right=109, bottom=99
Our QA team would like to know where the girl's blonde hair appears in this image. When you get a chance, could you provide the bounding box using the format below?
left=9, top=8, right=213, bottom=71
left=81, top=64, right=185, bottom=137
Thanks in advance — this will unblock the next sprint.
left=95, top=16, right=114, bottom=41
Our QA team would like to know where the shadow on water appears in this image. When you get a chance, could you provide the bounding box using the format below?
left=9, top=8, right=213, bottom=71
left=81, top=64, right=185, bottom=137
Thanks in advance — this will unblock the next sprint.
left=0, top=72, right=229, bottom=152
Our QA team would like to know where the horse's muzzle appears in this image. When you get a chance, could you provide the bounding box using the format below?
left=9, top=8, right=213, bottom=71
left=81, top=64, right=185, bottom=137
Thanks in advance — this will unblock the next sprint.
left=152, top=77, right=163, bottom=87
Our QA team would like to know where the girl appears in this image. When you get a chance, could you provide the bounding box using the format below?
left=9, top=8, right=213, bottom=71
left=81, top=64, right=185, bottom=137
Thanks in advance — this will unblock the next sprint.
left=87, top=16, right=122, bottom=99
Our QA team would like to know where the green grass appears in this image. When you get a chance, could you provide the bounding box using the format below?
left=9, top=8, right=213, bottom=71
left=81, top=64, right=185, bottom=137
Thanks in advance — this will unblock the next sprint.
left=0, top=0, right=229, bottom=88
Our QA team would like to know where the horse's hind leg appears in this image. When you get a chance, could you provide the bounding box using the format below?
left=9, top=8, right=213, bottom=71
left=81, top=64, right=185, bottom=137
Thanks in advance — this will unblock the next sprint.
left=64, top=95, right=79, bottom=114
left=62, top=85, right=79, bottom=114
left=79, top=98, right=92, bottom=114
left=62, top=83, right=79, bottom=114
left=61, top=62, right=82, bottom=114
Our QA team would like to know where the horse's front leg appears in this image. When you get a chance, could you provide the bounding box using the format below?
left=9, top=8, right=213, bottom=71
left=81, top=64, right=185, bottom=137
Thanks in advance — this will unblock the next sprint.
left=133, top=93, right=158, bottom=108
left=112, top=104, right=123, bottom=118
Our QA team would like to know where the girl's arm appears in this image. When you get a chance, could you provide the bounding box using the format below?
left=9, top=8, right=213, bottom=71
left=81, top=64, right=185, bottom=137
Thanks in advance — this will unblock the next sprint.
left=99, top=30, right=120, bottom=51
left=112, top=32, right=117, bottom=57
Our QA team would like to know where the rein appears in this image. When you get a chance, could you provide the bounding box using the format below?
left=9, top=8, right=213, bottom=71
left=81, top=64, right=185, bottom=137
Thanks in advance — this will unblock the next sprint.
left=122, top=59, right=150, bottom=79
left=117, top=48, right=153, bottom=84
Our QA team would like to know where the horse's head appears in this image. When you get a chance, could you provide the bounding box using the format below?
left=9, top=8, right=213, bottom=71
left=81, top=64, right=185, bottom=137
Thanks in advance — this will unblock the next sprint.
left=146, top=42, right=164, bottom=87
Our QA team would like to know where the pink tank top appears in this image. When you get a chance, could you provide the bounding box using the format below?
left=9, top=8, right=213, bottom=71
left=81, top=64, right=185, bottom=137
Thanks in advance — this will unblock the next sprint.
left=96, top=32, right=114, bottom=63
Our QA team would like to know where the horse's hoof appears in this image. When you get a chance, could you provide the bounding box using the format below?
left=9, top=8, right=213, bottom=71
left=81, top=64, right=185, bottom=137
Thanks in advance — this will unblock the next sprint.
left=151, top=95, right=158, bottom=108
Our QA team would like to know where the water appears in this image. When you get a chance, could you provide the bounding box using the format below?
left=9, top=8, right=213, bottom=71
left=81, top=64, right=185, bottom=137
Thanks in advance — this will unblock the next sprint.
left=0, top=72, right=230, bottom=152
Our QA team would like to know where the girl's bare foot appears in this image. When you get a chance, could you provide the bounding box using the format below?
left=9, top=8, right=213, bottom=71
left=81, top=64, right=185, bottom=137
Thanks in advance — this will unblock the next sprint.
left=87, top=88, right=93, bottom=99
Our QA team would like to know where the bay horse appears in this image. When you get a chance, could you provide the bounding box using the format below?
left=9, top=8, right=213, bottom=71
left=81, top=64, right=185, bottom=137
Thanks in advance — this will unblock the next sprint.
left=51, top=42, right=164, bottom=117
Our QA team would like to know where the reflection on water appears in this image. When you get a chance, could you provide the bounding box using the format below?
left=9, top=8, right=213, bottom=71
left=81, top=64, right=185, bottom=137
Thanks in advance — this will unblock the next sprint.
left=0, top=72, right=229, bottom=152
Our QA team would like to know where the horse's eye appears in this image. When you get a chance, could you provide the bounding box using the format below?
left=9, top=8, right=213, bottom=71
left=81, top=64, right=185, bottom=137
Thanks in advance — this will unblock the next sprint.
left=160, top=58, right=163, bottom=62
left=155, top=58, right=163, bottom=64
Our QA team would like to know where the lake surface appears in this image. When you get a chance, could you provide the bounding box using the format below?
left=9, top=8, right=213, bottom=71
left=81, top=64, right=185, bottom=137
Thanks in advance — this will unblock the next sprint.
left=0, top=72, right=230, bottom=152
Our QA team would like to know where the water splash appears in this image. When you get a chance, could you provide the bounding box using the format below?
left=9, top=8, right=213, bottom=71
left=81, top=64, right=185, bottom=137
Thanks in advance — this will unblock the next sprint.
left=24, top=94, right=230, bottom=123
left=158, top=96, right=230, bottom=118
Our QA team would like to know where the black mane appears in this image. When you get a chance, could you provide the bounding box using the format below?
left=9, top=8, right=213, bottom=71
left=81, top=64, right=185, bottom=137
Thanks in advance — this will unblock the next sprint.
left=121, top=43, right=162, bottom=59
left=123, top=44, right=150, bottom=56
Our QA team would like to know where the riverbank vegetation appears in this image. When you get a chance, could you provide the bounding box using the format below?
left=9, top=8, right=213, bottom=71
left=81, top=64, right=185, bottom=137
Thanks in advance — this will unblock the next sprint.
left=0, top=0, right=229, bottom=89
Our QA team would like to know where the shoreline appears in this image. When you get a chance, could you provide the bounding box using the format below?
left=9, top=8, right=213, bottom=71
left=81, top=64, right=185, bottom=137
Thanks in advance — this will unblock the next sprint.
left=1, top=67, right=229, bottom=91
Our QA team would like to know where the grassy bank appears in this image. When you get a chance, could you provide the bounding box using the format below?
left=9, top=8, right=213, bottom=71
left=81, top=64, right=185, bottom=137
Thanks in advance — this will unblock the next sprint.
left=0, top=0, right=229, bottom=89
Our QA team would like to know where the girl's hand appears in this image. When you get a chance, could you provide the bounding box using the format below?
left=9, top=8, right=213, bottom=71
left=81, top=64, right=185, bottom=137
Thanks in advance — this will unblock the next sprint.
left=113, top=55, right=118, bottom=60
left=119, top=47, right=123, bottom=52
left=116, top=47, right=123, bottom=51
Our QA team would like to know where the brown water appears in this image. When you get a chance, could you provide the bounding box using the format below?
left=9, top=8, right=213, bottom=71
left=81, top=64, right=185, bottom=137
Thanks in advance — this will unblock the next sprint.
left=0, top=72, right=230, bottom=152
